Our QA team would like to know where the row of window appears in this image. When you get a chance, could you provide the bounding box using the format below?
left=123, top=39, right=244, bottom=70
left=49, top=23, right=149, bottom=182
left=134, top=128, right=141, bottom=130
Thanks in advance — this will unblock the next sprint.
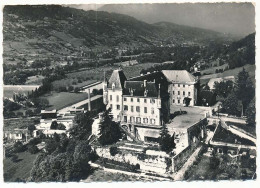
left=172, top=91, right=191, bottom=96
left=173, top=99, right=191, bottom=104
left=109, top=95, right=156, bottom=104
left=173, top=84, right=190, bottom=87
left=121, top=116, right=156, bottom=125
left=110, top=104, right=155, bottom=114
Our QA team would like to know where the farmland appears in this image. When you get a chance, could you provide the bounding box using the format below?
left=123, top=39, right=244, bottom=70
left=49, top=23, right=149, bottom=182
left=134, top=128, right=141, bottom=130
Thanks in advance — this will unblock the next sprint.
left=41, top=92, right=89, bottom=110
left=4, top=151, right=39, bottom=182
left=4, top=85, right=40, bottom=98
left=4, top=117, right=39, bottom=131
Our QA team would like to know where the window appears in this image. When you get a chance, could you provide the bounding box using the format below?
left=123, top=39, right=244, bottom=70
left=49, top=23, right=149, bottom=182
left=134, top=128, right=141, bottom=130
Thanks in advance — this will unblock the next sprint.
left=116, top=105, right=120, bottom=110
left=183, top=84, right=185, bottom=87
left=131, top=98, right=133, bottom=102
left=183, top=91, right=185, bottom=96
left=150, top=99, right=155, bottom=103
left=110, top=104, right=113, bottom=109
left=188, top=92, right=191, bottom=96
left=112, top=83, right=115, bottom=90
left=173, top=91, right=175, bottom=95
left=130, top=116, right=135, bottom=123
left=150, top=119, right=155, bottom=124
left=117, top=115, right=121, bottom=121
left=172, top=84, right=175, bottom=87
left=136, top=106, right=140, bottom=112
left=151, top=107, right=154, bottom=114
left=124, top=97, right=127, bottom=101
left=144, top=99, right=147, bottom=103
left=124, top=105, right=128, bottom=111
left=137, top=98, right=140, bottom=102
left=143, top=118, right=148, bottom=124
left=116, top=95, right=119, bottom=102
left=110, top=95, right=112, bottom=101
left=124, top=116, right=127, bottom=122
left=173, top=99, right=175, bottom=103
left=131, top=106, right=134, bottom=112
left=178, top=84, right=180, bottom=87
left=178, top=100, right=180, bottom=104
left=144, top=107, right=147, bottom=113
left=183, top=100, right=185, bottom=104
left=136, top=117, right=141, bottom=123
left=178, top=91, right=180, bottom=95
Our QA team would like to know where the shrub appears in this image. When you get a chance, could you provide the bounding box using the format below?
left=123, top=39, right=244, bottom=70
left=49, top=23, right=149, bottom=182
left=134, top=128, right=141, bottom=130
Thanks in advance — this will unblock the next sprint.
left=13, top=141, right=26, bottom=153
left=109, top=146, right=118, bottom=156
left=28, top=137, right=41, bottom=146
left=28, top=145, right=39, bottom=154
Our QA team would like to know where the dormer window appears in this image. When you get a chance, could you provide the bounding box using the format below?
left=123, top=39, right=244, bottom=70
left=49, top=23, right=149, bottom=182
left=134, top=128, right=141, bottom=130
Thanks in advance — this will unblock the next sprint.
left=144, top=90, right=148, bottom=97
left=130, top=89, right=134, bottom=96
left=112, top=83, right=115, bottom=91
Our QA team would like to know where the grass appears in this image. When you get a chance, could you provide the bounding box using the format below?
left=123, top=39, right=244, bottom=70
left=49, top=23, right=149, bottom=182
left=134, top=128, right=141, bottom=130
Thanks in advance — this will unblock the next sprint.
left=85, top=168, right=145, bottom=182
left=41, top=92, right=89, bottom=110
left=4, top=151, right=38, bottom=182
left=200, top=64, right=255, bottom=86
left=66, top=63, right=159, bottom=82
left=52, top=78, right=97, bottom=90
left=4, top=85, right=40, bottom=98
left=4, top=117, right=39, bottom=131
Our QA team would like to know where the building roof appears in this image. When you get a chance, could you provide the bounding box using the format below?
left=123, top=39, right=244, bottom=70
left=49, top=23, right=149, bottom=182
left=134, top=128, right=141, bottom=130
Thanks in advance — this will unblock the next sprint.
left=123, top=81, right=158, bottom=97
left=161, top=70, right=197, bottom=83
left=108, top=69, right=127, bottom=89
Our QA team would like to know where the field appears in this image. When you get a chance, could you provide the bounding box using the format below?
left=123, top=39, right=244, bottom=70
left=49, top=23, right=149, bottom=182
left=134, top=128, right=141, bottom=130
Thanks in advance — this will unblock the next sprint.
left=52, top=78, right=97, bottom=91
left=4, top=85, right=40, bottom=98
left=66, top=63, right=159, bottom=82
left=41, top=92, right=89, bottom=110
left=4, top=117, right=39, bottom=131
left=4, top=151, right=38, bottom=182
left=201, top=63, right=229, bottom=75
left=200, top=64, right=255, bottom=85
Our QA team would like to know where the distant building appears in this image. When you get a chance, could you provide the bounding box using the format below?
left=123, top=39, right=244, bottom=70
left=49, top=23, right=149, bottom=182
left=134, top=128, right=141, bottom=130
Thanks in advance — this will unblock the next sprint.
left=162, top=70, right=199, bottom=106
left=4, top=128, right=29, bottom=141
left=208, top=76, right=235, bottom=90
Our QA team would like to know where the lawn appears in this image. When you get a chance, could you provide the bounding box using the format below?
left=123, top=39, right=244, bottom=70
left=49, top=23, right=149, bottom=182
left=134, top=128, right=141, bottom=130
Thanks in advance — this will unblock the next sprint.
left=4, top=151, right=39, bottom=182
left=41, top=92, right=89, bottom=110
left=84, top=168, right=146, bottom=182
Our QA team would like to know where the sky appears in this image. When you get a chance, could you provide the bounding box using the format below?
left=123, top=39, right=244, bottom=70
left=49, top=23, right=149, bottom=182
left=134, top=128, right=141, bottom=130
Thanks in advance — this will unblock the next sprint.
left=69, top=3, right=255, bottom=37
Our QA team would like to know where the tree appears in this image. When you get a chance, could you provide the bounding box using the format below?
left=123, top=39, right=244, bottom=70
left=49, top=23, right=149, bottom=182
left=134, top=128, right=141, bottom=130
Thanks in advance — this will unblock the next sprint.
left=235, top=68, right=255, bottom=112
left=13, top=141, right=26, bottom=153
left=213, top=80, right=234, bottom=98
left=28, top=145, right=39, bottom=154
left=221, top=92, right=241, bottom=116
left=158, top=123, right=175, bottom=153
left=50, top=121, right=58, bottom=129
left=245, top=98, right=256, bottom=126
left=69, top=111, right=96, bottom=140
left=98, top=108, right=121, bottom=146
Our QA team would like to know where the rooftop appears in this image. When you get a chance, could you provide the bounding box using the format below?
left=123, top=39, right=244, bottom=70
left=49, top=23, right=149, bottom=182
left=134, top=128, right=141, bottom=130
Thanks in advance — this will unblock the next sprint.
left=161, top=70, right=197, bottom=83
left=107, top=69, right=127, bottom=89
left=123, top=81, right=158, bottom=98
left=167, top=105, right=207, bottom=130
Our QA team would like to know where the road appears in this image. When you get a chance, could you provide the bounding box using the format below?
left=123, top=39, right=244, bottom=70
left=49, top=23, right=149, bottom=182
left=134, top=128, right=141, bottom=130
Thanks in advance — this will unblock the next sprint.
left=172, top=145, right=202, bottom=181
left=58, top=95, right=102, bottom=113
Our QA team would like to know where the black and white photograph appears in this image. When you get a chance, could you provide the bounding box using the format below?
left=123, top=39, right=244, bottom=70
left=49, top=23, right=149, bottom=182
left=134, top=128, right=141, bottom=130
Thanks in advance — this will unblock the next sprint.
left=1, top=0, right=258, bottom=184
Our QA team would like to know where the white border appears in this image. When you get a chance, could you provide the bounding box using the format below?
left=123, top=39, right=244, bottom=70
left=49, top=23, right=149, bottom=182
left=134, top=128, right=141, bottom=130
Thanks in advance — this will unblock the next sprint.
left=0, top=1, right=258, bottom=188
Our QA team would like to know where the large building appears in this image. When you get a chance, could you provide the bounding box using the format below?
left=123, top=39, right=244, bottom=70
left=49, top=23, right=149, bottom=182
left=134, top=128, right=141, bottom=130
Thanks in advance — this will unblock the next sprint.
left=103, top=69, right=199, bottom=142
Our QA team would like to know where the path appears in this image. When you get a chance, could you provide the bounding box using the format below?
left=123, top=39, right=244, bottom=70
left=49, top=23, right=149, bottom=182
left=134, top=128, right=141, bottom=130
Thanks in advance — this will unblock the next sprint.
left=172, top=145, right=202, bottom=181
left=58, top=95, right=102, bottom=113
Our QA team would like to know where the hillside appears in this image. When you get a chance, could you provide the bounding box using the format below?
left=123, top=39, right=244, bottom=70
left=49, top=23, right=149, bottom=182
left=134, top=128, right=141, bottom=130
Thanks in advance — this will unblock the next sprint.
left=3, top=5, right=227, bottom=65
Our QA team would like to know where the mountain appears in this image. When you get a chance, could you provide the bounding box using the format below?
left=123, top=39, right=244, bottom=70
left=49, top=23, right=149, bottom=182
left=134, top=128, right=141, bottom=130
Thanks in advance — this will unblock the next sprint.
left=3, top=5, right=227, bottom=52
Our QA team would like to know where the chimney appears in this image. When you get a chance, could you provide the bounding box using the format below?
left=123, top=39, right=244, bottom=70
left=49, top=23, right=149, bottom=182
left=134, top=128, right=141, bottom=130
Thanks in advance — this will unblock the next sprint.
left=88, top=89, right=91, bottom=111
left=144, top=80, right=147, bottom=88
